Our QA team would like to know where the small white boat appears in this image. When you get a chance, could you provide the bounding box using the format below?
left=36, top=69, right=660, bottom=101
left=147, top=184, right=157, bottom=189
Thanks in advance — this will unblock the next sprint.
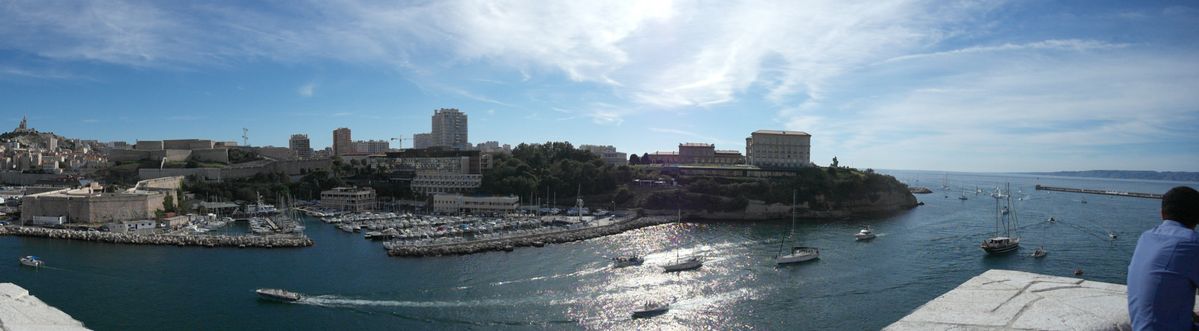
left=1031, top=246, right=1047, bottom=258
left=662, top=256, right=702, bottom=272
left=631, top=298, right=673, bottom=318
left=255, top=288, right=303, bottom=302
left=612, top=256, right=644, bottom=268
left=854, top=227, right=876, bottom=241
left=19, top=256, right=44, bottom=268
left=776, top=247, right=820, bottom=265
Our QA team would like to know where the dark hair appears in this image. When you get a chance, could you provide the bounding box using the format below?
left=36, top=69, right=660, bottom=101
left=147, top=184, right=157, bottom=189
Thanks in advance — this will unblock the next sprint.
left=1162, top=186, right=1199, bottom=227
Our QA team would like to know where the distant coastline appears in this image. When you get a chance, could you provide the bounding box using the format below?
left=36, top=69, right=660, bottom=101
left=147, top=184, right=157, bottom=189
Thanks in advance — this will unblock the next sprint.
left=1023, top=170, right=1199, bottom=182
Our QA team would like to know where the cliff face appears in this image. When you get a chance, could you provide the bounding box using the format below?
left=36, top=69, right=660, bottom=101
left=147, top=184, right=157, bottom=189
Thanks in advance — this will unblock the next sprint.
left=645, top=188, right=918, bottom=221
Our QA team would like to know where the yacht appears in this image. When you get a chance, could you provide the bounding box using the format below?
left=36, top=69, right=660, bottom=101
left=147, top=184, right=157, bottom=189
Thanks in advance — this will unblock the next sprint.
left=662, top=256, right=702, bottom=272
left=18, top=256, right=44, bottom=268
left=611, top=256, right=644, bottom=267
left=981, top=184, right=1020, bottom=254
left=854, top=227, right=876, bottom=241
left=255, top=288, right=303, bottom=302
left=631, top=299, right=673, bottom=319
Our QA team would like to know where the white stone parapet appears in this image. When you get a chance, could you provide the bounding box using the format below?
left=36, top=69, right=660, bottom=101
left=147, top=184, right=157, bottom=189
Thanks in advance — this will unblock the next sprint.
left=0, top=283, right=88, bottom=331
left=885, top=269, right=1198, bottom=331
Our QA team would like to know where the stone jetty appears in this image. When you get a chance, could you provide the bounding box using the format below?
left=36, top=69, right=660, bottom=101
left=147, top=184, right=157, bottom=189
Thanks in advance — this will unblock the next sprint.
left=0, top=226, right=313, bottom=248
left=387, top=215, right=675, bottom=257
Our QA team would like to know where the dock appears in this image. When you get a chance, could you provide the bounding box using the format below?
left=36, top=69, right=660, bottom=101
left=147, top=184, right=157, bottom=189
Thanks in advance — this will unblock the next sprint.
left=0, top=226, right=313, bottom=248
left=386, top=215, right=675, bottom=257
left=1034, top=184, right=1163, bottom=199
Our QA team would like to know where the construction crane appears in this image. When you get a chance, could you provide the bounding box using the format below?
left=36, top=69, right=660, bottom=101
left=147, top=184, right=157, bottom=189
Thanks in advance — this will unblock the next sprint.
left=390, top=135, right=410, bottom=149
left=242, top=128, right=249, bottom=147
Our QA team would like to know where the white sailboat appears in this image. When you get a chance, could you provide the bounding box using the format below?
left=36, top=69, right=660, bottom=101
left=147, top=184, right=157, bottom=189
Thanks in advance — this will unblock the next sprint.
left=777, top=191, right=819, bottom=265
left=981, top=183, right=1020, bottom=254
left=662, top=209, right=703, bottom=272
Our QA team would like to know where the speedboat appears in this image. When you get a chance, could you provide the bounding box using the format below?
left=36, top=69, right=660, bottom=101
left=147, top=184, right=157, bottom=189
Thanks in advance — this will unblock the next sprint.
left=776, top=247, right=820, bottom=265
left=981, top=237, right=1020, bottom=254
left=854, top=227, right=876, bottom=241
left=255, top=288, right=303, bottom=302
left=662, top=256, right=703, bottom=272
left=1031, top=246, right=1047, bottom=258
left=611, top=256, right=644, bottom=268
left=19, top=256, right=44, bottom=268
left=631, top=299, right=673, bottom=319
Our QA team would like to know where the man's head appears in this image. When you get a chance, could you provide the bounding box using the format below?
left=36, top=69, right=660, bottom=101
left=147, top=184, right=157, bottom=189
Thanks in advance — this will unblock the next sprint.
left=1162, top=186, right=1199, bottom=228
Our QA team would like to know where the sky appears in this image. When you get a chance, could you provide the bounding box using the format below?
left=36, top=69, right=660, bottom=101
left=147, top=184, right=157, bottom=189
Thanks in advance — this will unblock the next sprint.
left=1, top=0, right=1196, bottom=172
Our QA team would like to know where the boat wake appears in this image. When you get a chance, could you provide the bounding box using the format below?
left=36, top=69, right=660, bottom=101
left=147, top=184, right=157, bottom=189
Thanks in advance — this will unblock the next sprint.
left=489, top=265, right=608, bottom=286
left=300, top=294, right=569, bottom=308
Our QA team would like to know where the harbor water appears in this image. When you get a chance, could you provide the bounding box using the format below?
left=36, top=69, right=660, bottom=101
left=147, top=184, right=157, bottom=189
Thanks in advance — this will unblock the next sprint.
left=0, top=170, right=1190, bottom=330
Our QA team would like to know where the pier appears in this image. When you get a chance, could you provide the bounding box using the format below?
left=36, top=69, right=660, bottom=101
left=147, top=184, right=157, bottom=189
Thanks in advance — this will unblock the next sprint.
left=386, top=215, right=675, bottom=257
left=0, top=226, right=313, bottom=248
left=1034, top=184, right=1163, bottom=199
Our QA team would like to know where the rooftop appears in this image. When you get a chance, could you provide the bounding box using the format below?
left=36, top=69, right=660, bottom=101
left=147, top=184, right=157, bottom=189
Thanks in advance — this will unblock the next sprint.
left=679, top=143, right=714, bottom=147
left=752, top=130, right=811, bottom=136
left=885, top=269, right=1167, bottom=331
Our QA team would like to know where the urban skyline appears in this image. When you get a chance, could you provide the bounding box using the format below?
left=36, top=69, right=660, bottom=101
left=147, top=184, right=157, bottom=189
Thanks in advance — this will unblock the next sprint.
left=1, top=1, right=1197, bottom=172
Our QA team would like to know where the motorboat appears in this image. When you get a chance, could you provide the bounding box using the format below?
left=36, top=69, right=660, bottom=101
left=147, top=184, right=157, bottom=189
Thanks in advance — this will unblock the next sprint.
left=776, top=246, right=820, bottom=265
left=631, top=299, right=673, bottom=319
left=18, top=256, right=44, bottom=268
left=255, top=288, right=303, bottom=302
left=611, top=255, right=644, bottom=268
left=1031, top=246, right=1047, bottom=258
left=854, top=227, right=876, bottom=241
left=662, top=256, right=702, bottom=272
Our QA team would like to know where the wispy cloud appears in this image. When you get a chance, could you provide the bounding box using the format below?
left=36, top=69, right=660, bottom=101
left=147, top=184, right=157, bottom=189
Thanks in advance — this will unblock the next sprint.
left=297, top=81, right=316, bottom=97
left=649, top=127, right=729, bottom=145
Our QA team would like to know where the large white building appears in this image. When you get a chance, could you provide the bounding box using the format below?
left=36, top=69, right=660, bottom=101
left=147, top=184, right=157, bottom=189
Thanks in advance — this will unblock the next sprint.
left=320, top=187, right=376, bottom=212
left=430, top=108, right=468, bottom=149
left=745, top=130, right=812, bottom=169
left=432, top=194, right=518, bottom=214
left=411, top=172, right=482, bottom=196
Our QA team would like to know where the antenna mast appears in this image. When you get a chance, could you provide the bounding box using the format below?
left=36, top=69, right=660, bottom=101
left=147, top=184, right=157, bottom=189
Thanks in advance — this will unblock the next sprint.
left=241, top=128, right=249, bottom=146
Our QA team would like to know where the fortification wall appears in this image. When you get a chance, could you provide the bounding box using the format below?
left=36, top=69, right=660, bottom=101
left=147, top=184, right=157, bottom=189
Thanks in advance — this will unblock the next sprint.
left=189, top=148, right=229, bottom=163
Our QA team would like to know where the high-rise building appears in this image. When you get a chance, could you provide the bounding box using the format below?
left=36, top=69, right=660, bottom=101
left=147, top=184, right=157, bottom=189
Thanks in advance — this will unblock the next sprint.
left=289, top=134, right=312, bottom=158
left=333, top=128, right=352, bottom=156
left=430, top=108, right=468, bottom=149
left=745, top=130, right=811, bottom=169
left=413, top=133, right=433, bottom=149
left=354, top=140, right=390, bottom=154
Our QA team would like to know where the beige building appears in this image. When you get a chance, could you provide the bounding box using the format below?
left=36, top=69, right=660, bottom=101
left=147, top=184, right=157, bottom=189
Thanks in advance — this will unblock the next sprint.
left=746, top=130, right=811, bottom=169
left=333, top=128, right=352, bottom=156
left=289, top=134, right=312, bottom=158
left=644, top=143, right=744, bottom=165
left=412, top=172, right=482, bottom=196
left=20, top=177, right=183, bottom=225
left=433, top=194, right=518, bottom=214
left=412, top=133, right=433, bottom=149
left=580, top=145, right=628, bottom=166
left=320, top=187, right=376, bottom=212
left=431, top=108, right=468, bottom=149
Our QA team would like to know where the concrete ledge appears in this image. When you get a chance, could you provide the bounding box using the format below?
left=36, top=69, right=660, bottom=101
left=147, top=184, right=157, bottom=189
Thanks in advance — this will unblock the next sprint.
left=885, top=269, right=1148, bottom=331
left=0, top=283, right=89, bottom=331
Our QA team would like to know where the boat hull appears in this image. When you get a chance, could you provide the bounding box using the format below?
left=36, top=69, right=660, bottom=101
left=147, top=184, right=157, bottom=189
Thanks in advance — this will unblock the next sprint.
left=854, top=234, right=876, bottom=241
left=776, top=253, right=818, bottom=265
left=255, top=289, right=302, bottom=302
left=981, top=243, right=1020, bottom=254
left=662, top=260, right=702, bottom=272
left=632, top=308, right=669, bottom=318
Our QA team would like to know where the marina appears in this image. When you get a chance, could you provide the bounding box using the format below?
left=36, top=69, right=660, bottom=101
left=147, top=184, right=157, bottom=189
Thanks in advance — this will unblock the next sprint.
left=0, top=171, right=1189, bottom=330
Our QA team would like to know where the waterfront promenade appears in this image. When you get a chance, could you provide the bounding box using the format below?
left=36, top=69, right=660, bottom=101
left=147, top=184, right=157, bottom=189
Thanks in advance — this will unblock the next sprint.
left=0, top=226, right=313, bottom=248
left=386, top=215, right=676, bottom=256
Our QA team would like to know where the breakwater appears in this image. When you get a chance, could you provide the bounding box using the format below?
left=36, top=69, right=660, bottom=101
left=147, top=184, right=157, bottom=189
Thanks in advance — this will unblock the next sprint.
left=386, top=215, right=675, bottom=257
left=1034, top=184, right=1163, bottom=199
left=0, top=226, right=313, bottom=248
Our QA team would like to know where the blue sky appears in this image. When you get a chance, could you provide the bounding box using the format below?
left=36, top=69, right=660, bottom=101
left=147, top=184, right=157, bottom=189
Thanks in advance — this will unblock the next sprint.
left=1, top=0, right=1196, bottom=172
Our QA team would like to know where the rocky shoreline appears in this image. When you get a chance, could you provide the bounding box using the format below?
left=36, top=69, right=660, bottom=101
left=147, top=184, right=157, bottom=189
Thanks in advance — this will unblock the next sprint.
left=0, top=226, right=313, bottom=248
left=386, top=215, right=676, bottom=257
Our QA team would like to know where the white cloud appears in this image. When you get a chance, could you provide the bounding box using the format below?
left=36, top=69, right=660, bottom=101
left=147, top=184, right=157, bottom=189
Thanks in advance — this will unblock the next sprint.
left=297, top=82, right=316, bottom=97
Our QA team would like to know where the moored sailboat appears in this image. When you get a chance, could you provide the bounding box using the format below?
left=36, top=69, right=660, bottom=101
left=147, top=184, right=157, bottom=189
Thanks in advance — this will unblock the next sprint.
left=981, top=183, right=1020, bottom=254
